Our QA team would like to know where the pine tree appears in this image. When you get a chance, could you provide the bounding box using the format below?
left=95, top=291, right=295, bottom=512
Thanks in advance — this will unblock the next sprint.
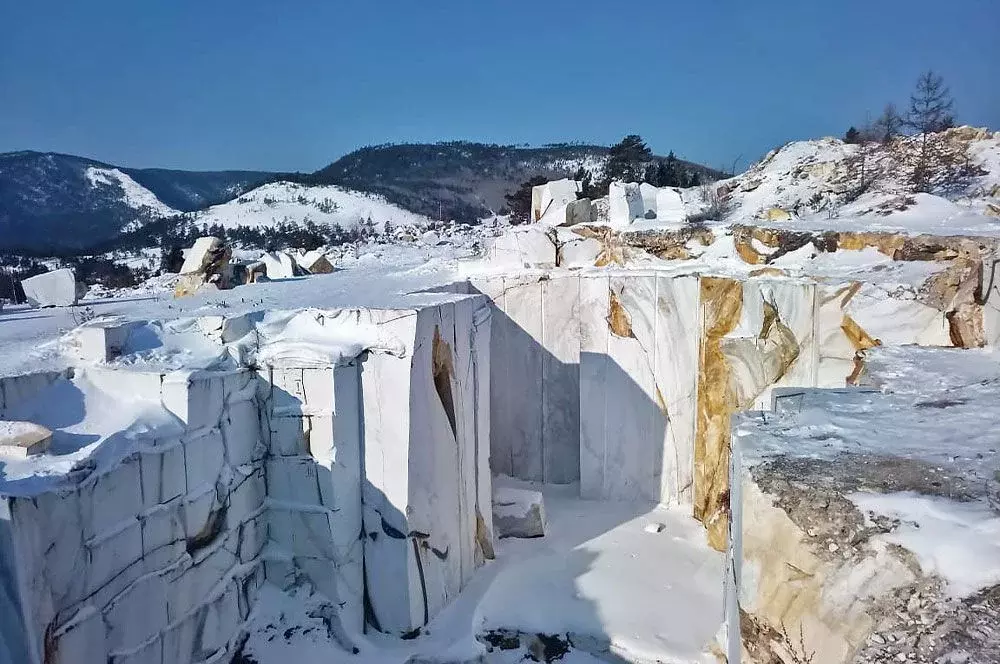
left=844, top=127, right=862, bottom=144
left=504, top=176, right=548, bottom=225
left=605, top=135, right=653, bottom=183
left=904, top=71, right=956, bottom=190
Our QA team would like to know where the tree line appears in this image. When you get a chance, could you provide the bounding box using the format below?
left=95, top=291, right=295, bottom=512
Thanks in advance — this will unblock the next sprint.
left=504, top=135, right=702, bottom=224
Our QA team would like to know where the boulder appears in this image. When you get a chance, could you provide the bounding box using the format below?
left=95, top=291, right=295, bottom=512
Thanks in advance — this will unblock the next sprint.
left=608, top=182, right=644, bottom=227
left=174, top=237, right=232, bottom=297
left=654, top=187, right=686, bottom=222
left=492, top=485, right=546, bottom=538
left=421, top=230, right=441, bottom=246
left=0, top=421, right=52, bottom=458
left=21, top=268, right=86, bottom=307
left=296, top=249, right=335, bottom=274
left=762, top=207, right=793, bottom=222
left=261, top=251, right=302, bottom=280
left=638, top=182, right=659, bottom=217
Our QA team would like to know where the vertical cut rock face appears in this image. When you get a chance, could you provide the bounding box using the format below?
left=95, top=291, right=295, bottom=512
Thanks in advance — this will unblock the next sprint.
left=0, top=296, right=495, bottom=662
left=729, top=347, right=1000, bottom=664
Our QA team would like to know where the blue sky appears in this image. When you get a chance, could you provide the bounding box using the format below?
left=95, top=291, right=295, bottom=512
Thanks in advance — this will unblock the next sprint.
left=1, top=0, right=997, bottom=173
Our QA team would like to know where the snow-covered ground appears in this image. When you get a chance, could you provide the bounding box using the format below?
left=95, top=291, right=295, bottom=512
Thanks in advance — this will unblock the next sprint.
left=242, top=484, right=724, bottom=664
left=85, top=166, right=180, bottom=223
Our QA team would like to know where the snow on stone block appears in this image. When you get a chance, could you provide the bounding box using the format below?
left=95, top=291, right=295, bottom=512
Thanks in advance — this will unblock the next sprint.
left=493, top=484, right=546, bottom=538
left=295, top=249, right=335, bottom=274
left=531, top=178, right=582, bottom=222
left=261, top=251, right=302, bottom=280
left=729, top=367, right=1000, bottom=664
left=197, top=313, right=256, bottom=345
left=485, top=227, right=557, bottom=268
left=20, top=268, right=86, bottom=307
left=179, top=237, right=227, bottom=275
left=0, top=420, right=52, bottom=458
left=608, top=182, right=644, bottom=227
left=68, top=320, right=143, bottom=363
left=654, top=187, right=686, bottom=222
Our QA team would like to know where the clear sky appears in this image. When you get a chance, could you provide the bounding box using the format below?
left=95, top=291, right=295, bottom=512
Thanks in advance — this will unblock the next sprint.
left=1, top=0, right=997, bottom=173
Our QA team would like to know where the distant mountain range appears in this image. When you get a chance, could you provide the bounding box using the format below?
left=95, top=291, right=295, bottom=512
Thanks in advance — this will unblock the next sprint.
left=0, top=143, right=722, bottom=253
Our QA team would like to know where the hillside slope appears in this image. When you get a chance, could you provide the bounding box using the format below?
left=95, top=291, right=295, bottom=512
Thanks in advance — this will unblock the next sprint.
left=0, top=151, right=271, bottom=251
left=718, top=126, right=1000, bottom=233
left=308, top=142, right=723, bottom=222
left=194, top=181, right=433, bottom=231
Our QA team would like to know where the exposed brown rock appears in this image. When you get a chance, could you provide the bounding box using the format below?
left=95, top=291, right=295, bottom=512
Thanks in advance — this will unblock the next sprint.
left=606, top=289, right=635, bottom=338
left=695, top=277, right=743, bottom=551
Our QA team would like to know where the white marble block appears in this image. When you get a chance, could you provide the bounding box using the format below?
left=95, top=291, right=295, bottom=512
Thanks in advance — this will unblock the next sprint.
left=654, top=187, right=686, bottom=222
left=261, top=251, right=301, bottom=280
left=608, top=182, right=644, bottom=227
left=530, top=178, right=582, bottom=222
left=0, top=421, right=52, bottom=458
left=492, top=484, right=546, bottom=539
left=579, top=273, right=701, bottom=504
left=639, top=182, right=659, bottom=217
left=20, top=269, right=85, bottom=308
left=359, top=298, right=492, bottom=635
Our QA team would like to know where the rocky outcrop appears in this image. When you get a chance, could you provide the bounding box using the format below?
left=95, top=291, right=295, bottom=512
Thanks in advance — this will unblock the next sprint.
left=174, top=237, right=233, bottom=297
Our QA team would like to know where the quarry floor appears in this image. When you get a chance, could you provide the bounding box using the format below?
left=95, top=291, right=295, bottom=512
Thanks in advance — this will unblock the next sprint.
left=241, top=484, right=725, bottom=664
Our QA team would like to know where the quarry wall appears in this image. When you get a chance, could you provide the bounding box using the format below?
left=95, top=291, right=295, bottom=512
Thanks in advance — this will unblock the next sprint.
left=0, top=297, right=494, bottom=664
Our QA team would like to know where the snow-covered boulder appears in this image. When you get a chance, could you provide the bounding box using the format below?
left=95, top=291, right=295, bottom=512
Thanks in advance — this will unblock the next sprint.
left=608, top=182, right=644, bottom=227
left=261, top=251, right=303, bottom=280
left=20, top=268, right=86, bottom=307
left=493, top=485, right=546, bottom=538
left=175, top=236, right=233, bottom=297
left=421, top=230, right=441, bottom=246
left=531, top=179, right=582, bottom=222
left=565, top=198, right=593, bottom=225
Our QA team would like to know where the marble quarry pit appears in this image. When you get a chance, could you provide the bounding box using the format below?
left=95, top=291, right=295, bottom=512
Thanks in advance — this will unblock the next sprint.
left=2, top=188, right=1000, bottom=663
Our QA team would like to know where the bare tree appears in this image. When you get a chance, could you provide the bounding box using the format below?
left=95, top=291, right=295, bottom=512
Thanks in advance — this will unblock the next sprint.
left=872, top=103, right=904, bottom=143
left=905, top=71, right=956, bottom=190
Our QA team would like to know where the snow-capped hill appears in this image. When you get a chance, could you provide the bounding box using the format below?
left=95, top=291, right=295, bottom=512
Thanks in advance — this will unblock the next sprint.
left=194, top=181, right=434, bottom=231
left=719, top=126, right=1000, bottom=232
left=85, top=167, right=179, bottom=223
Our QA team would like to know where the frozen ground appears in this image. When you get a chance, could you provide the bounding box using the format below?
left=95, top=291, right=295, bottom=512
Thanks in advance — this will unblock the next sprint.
left=242, top=484, right=724, bottom=664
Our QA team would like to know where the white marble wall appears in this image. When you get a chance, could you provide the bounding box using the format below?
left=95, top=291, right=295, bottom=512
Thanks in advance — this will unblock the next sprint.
left=472, top=274, right=582, bottom=485
left=579, top=273, right=701, bottom=504
left=359, top=297, right=494, bottom=635
left=0, top=369, right=267, bottom=664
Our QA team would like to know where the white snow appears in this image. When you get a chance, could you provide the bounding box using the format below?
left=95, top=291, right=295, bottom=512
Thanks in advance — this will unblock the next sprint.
left=0, top=369, right=182, bottom=495
left=242, top=486, right=724, bottom=664
left=849, top=491, right=1000, bottom=598
left=84, top=166, right=178, bottom=219
left=194, top=181, right=433, bottom=231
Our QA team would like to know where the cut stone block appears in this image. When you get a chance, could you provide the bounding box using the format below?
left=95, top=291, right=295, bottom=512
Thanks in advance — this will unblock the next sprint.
left=485, top=227, right=557, bottom=268
left=0, top=421, right=52, bottom=458
left=295, top=249, right=335, bottom=274
left=639, top=182, right=658, bottom=217
left=565, top=198, right=593, bottom=225
left=608, top=182, right=644, bottom=227
left=69, top=321, right=142, bottom=363
left=531, top=178, right=581, bottom=222
left=492, top=485, right=546, bottom=538
left=20, top=268, right=86, bottom=307
left=261, top=251, right=302, bottom=280
left=654, top=187, right=686, bottom=222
